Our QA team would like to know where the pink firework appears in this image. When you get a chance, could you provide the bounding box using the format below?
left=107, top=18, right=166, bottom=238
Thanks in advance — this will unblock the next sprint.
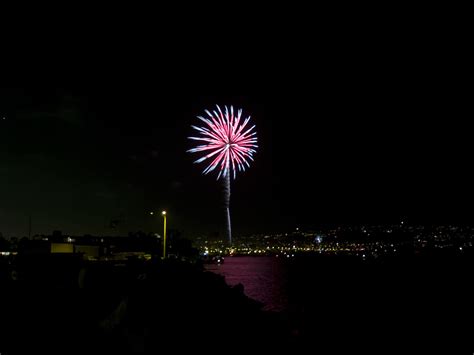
left=187, top=105, right=258, bottom=180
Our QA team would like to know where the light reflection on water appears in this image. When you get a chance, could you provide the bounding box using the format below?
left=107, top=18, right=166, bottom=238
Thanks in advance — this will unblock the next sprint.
left=204, top=256, right=288, bottom=312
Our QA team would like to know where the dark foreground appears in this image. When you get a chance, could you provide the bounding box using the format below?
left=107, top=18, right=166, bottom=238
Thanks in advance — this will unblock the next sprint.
left=1, top=251, right=473, bottom=353
left=0, top=256, right=289, bottom=354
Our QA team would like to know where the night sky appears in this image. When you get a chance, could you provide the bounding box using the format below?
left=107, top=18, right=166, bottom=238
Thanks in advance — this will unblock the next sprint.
left=0, top=18, right=470, bottom=238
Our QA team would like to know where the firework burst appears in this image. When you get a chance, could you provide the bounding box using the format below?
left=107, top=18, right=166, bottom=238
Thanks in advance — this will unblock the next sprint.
left=187, top=105, right=258, bottom=180
left=187, top=105, right=258, bottom=245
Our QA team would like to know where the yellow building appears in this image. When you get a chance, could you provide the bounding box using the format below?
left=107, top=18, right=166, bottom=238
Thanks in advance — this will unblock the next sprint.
left=51, top=243, right=74, bottom=253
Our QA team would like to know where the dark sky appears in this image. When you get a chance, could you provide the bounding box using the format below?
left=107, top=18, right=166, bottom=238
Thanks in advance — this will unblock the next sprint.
left=0, top=16, right=470, bottom=238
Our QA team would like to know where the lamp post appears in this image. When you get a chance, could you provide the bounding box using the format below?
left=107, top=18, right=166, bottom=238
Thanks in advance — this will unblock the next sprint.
left=162, top=211, right=167, bottom=259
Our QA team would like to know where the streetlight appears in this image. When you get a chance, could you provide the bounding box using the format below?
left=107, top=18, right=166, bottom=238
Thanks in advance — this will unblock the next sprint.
left=162, top=211, right=167, bottom=259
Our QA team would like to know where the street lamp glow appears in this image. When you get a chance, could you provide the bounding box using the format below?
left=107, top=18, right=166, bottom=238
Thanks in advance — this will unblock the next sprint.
left=162, top=211, right=167, bottom=258
left=150, top=211, right=154, bottom=215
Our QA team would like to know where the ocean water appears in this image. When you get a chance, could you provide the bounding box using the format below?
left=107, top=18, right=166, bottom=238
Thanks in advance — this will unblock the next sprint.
left=204, top=256, right=288, bottom=311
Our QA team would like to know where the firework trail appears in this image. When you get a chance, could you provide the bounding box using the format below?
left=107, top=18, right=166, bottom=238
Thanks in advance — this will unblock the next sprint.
left=224, top=171, right=232, bottom=245
left=187, top=105, right=257, bottom=245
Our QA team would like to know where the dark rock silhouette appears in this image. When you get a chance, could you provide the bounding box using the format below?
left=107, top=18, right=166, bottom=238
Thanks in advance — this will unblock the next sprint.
left=1, top=249, right=473, bottom=353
